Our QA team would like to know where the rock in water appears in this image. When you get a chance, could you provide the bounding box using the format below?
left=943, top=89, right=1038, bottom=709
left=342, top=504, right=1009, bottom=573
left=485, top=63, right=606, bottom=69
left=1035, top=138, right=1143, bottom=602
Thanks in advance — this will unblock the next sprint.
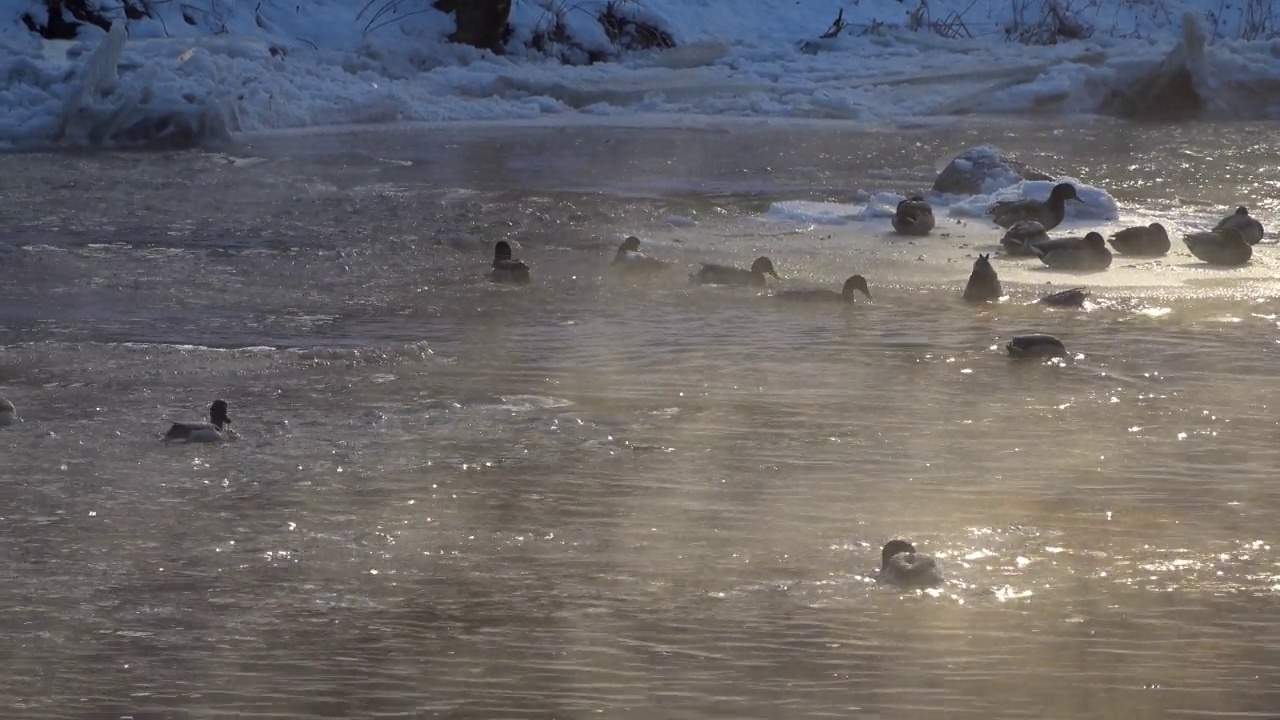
left=932, top=146, right=1053, bottom=196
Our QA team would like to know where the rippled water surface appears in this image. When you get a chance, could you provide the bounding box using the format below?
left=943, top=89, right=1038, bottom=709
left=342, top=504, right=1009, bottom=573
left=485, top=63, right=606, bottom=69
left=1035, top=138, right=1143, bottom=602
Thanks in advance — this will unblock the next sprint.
left=3, top=119, right=1280, bottom=718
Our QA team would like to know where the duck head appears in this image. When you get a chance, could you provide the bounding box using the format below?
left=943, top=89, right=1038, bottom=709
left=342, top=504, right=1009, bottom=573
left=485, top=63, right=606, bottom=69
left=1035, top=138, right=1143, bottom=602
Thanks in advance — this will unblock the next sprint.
left=1234, top=206, right=1251, bottom=217
left=493, top=241, right=514, bottom=263
left=210, top=399, right=231, bottom=429
left=1084, top=232, right=1107, bottom=250
left=1148, top=222, right=1169, bottom=239
left=881, top=539, right=917, bottom=568
left=0, top=398, right=14, bottom=414
left=842, top=274, right=872, bottom=300
left=1049, top=183, right=1083, bottom=204
left=751, top=256, right=780, bottom=279
left=620, top=236, right=643, bottom=253
left=899, top=195, right=927, bottom=208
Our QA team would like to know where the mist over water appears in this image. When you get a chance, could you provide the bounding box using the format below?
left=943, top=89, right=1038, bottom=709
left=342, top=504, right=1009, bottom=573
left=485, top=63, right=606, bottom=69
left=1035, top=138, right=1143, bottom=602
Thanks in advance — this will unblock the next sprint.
left=2, top=119, right=1280, bottom=718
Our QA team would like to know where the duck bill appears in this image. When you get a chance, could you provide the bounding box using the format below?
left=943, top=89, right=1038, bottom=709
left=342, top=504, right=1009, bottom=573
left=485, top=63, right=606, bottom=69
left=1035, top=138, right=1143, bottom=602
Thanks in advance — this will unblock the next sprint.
left=769, top=270, right=781, bottom=280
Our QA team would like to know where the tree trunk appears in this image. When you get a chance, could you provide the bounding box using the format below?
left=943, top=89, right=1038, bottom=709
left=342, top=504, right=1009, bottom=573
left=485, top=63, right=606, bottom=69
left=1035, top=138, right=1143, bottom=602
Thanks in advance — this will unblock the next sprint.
left=435, top=0, right=511, bottom=51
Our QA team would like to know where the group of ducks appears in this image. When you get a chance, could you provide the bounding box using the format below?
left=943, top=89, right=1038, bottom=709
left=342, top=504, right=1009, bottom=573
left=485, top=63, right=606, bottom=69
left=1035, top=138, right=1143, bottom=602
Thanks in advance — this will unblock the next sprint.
left=489, top=236, right=875, bottom=303
left=894, top=183, right=1267, bottom=269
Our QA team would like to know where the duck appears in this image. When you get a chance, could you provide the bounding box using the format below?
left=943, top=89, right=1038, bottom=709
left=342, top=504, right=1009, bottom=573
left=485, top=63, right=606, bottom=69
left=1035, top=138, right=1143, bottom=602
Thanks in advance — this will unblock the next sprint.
left=488, top=241, right=530, bottom=284
left=164, top=399, right=233, bottom=443
left=693, top=256, right=780, bottom=287
left=1039, top=287, right=1089, bottom=308
left=0, top=397, right=19, bottom=427
left=1007, top=333, right=1067, bottom=358
left=892, top=196, right=936, bottom=236
left=773, top=274, right=871, bottom=303
left=988, top=183, right=1083, bottom=230
left=1000, top=220, right=1050, bottom=256
left=1031, top=231, right=1112, bottom=271
left=962, top=253, right=1002, bottom=302
left=611, top=236, right=671, bottom=274
left=1214, top=206, right=1265, bottom=245
left=1108, top=223, right=1170, bottom=256
left=879, top=539, right=943, bottom=587
left=1184, top=227, right=1252, bottom=266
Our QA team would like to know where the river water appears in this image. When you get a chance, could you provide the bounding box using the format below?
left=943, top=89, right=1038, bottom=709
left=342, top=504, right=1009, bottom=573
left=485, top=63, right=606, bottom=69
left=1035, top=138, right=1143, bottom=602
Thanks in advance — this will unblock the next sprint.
left=2, top=118, right=1279, bottom=718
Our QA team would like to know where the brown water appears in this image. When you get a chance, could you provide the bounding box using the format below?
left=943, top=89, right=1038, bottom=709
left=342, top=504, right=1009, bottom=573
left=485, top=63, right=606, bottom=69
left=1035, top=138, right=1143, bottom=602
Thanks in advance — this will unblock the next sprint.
left=2, top=119, right=1280, bottom=718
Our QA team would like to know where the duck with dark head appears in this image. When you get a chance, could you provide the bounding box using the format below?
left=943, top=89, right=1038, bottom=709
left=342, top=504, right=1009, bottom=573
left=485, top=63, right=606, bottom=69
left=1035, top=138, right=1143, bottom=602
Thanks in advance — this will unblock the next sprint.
left=963, top=253, right=1001, bottom=302
left=988, top=182, right=1083, bottom=231
left=879, top=539, right=943, bottom=587
left=774, top=274, right=871, bottom=303
left=489, top=241, right=531, bottom=284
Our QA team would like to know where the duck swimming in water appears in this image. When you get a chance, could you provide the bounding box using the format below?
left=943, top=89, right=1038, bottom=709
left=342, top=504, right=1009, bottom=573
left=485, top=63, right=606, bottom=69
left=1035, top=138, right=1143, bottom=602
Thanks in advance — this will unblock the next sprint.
left=693, top=257, right=780, bottom=287
left=1000, top=220, right=1050, bottom=256
left=1108, top=223, right=1170, bottom=256
left=1213, top=206, right=1265, bottom=245
left=879, top=539, right=943, bottom=587
left=164, top=400, right=233, bottom=443
left=892, top=196, right=936, bottom=236
left=774, top=274, right=871, bottom=303
left=963, top=253, right=1002, bottom=302
left=1007, top=333, right=1067, bottom=358
left=489, top=241, right=530, bottom=284
left=0, top=398, right=19, bottom=427
left=1032, top=232, right=1112, bottom=271
left=1185, top=227, right=1252, bottom=266
left=1039, top=287, right=1089, bottom=308
left=988, top=183, right=1083, bottom=231
left=611, top=236, right=671, bottom=275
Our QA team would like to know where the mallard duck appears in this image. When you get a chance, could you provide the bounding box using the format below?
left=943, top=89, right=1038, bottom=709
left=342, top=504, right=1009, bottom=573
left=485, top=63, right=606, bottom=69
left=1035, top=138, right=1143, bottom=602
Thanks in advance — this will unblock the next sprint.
left=1007, top=333, right=1067, bottom=358
left=1184, top=227, right=1252, bottom=266
left=962, top=253, right=1001, bottom=302
left=0, top=398, right=19, bottom=427
left=1032, top=231, right=1112, bottom=271
left=489, top=241, right=530, bottom=284
left=988, top=183, right=1082, bottom=230
left=1000, top=220, right=1050, bottom=256
left=1039, top=287, right=1089, bottom=307
left=892, top=196, right=935, bottom=236
left=611, top=236, right=671, bottom=274
left=164, top=400, right=233, bottom=443
left=693, top=256, right=780, bottom=287
left=774, top=274, right=871, bottom=303
left=1214, top=206, right=1264, bottom=245
left=1108, top=223, right=1170, bottom=256
left=879, top=539, right=943, bottom=587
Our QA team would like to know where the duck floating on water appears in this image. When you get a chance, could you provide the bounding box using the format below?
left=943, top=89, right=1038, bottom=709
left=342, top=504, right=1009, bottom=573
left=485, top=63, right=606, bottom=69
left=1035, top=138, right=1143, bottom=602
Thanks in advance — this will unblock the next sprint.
left=1007, top=333, right=1067, bottom=358
left=1000, top=220, right=1050, bottom=256
left=1032, top=232, right=1112, bottom=271
left=892, top=196, right=936, bottom=236
left=988, top=183, right=1083, bottom=231
left=774, top=275, right=871, bottom=303
left=1039, top=287, right=1089, bottom=308
left=0, top=398, right=19, bottom=427
left=879, top=539, right=943, bottom=587
left=1185, top=227, right=1252, bottom=266
left=612, top=236, right=671, bottom=274
left=489, top=241, right=530, bottom=284
left=693, top=257, right=780, bottom=287
left=962, top=253, right=1001, bottom=302
left=1214, top=206, right=1264, bottom=245
left=164, top=400, right=233, bottom=443
left=1108, top=223, right=1170, bottom=256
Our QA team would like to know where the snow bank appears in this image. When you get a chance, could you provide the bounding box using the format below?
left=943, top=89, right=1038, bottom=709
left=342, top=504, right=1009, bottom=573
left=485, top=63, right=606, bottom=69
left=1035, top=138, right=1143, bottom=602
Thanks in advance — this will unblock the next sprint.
left=1, top=0, right=1280, bottom=150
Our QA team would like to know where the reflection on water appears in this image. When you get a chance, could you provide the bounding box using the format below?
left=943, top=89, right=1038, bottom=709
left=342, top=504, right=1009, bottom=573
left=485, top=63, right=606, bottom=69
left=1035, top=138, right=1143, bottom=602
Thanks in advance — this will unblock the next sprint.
left=2, top=120, right=1280, bottom=718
